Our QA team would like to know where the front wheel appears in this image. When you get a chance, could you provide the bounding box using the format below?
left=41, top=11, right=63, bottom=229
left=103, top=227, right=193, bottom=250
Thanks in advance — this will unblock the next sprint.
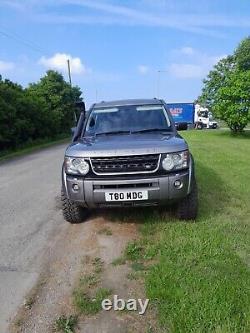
left=175, top=181, right=198, bottom=220
left=61, top=188, right=89, bottom=223
left=196, top=122, right=203, bottom=130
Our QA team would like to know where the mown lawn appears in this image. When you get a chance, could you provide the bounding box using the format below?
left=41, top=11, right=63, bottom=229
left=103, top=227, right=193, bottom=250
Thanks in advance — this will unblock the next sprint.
left=127, top=130, right=250, bottom=333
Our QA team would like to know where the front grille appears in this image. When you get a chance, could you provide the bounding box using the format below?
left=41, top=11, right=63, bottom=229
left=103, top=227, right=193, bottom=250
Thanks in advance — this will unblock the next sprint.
left=90, top=154, right=160, bottom=175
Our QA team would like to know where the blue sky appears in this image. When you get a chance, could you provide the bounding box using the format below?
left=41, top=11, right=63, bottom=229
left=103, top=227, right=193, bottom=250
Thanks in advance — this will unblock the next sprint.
left=0, top=0, right=250, bottom=107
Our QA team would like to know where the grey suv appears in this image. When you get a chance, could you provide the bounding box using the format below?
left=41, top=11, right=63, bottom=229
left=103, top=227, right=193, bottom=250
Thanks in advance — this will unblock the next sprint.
left=61, top=99, right=198, bottom=223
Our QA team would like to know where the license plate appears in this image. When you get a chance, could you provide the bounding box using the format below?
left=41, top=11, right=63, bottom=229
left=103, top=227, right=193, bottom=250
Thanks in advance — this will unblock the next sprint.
left=105, top=190, right=148, bottom=202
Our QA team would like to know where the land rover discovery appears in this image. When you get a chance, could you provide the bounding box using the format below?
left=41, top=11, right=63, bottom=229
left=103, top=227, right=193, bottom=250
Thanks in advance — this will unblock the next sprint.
left=61, top=99, right=198, bottom=223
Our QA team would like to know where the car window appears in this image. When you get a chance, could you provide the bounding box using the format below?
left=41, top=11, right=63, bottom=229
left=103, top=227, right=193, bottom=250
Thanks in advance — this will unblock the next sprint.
left=84, top=105, right=172, bottom=136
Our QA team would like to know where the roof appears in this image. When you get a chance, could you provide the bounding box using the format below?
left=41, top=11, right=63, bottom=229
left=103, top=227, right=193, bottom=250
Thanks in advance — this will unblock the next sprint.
left=92, top=98, right=163, bottom=108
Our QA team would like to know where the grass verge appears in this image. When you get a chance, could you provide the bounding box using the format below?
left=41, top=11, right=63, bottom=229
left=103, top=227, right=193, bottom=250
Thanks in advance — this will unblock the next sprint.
left=72, top=257, right=112, bottom=316
left=124, top=130, right=250, bottom=333
left=73, top=287, right=111, bottom=315
left=0, top=134, right=70, bottom=162
left=55, top=315, right=78, bottom=333
left=55, top=257, right=110, bottom=332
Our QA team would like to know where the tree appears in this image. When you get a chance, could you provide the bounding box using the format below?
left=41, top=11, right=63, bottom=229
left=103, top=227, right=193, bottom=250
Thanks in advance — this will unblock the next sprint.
left=0, top=71, right=83, bottom=151
left=215, top=70, right=250, bottom=132
left=0, top=77, right=36, bottom=149
left=197, top=55, right=235, bottom=110
left=197, top=36, right=250, bottom=133
left=27, top=70, right=82, bottom=136
left=235, top=36, right=250, bottom=71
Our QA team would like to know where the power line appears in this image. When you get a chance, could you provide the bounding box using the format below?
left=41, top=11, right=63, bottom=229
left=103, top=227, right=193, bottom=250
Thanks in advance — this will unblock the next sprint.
left=0, top=26, right=47, bottom=55
left=0, top=26, right=84, bottom=96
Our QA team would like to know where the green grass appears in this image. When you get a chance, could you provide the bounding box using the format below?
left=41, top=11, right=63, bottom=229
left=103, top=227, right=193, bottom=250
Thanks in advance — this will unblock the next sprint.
left=126, top=272, right=138, bottom=280
left=0, top=134, right=70, bottom=162
left=111, top=256, right=126, bottom=266
left=126, top=130, right=250, bottom=333
left=79, top=274, right=99, bottom=288
left=125, top=241, right=144, bottom=261
left=72, top=256, right=111, bottom=316
left=73, top=288, right=111, bottom=315
left=130, top=261, right=147, bottom=272
left=55, top=315, right=78, bottom=333
left=217, top=120, right=250, bottom=130
left=92, top=257, right=104, bottom=274
left=97, top=226, right=113, bottom=236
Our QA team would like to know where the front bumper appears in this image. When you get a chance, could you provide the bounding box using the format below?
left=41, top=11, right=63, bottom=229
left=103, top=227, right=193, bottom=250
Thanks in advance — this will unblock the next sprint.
left=63, top=169, right=192, bottom=208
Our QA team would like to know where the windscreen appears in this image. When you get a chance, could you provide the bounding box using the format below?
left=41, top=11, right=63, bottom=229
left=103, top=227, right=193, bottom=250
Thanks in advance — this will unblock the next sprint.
left=84, top=104, right=172, bottom=136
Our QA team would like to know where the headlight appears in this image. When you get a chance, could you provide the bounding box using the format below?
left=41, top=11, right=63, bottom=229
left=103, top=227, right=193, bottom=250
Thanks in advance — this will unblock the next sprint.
left=162, top=151, right=189, bottom=171
left=65, top=157, right=90, bottom=175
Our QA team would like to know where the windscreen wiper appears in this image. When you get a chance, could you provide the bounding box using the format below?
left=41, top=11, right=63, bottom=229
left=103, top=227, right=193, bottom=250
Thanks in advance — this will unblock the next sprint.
left=131, top=128, right=171, bottom=134
left=95, top=130, right=131, bottom=136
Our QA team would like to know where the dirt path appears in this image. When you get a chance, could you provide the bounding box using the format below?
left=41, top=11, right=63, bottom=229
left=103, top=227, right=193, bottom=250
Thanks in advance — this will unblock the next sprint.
left=10, top=212, right=157, bottom=333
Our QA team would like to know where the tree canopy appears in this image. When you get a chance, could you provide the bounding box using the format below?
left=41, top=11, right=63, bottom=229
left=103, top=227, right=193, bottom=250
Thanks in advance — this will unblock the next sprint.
left=235, top=37, right=250, bottom=71
left=197, top=36, right=250, bottom=133
left=0, top=71, right=83, bottom=151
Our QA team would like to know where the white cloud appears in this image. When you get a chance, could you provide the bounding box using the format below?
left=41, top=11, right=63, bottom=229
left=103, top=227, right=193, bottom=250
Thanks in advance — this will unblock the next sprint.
left=25, top=1, right=224, bottom=37
left=58, top=1, right=250, bottom=29
left=169, top=63, right=204, bottom=79
left=137, top=65, right=149, bottom=75
left=169, top=48, right=227, bottom=79
left=0, top=60, right=15, bottom=72
left=39, top=53, right=86, bottom=74
left=2, top=0, right=250, bottom=38
left=180, top=47, right=195, bottom=55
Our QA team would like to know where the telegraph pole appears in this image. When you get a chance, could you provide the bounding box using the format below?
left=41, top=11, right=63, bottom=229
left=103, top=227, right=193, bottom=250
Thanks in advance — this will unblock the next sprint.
left=67, top=59, right=77, bottom=123
left=67, top=59, right=72, bottom=86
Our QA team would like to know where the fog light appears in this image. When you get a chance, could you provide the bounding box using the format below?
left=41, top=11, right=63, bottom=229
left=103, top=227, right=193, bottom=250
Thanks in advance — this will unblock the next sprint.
left=174, top=180, right=183, bottom=189
left=72, top=184, right=79, bottom=191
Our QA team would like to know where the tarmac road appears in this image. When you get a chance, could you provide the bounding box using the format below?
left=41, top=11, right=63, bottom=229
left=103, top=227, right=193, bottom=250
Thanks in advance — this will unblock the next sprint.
left=0, top=143, right=68, bottom=332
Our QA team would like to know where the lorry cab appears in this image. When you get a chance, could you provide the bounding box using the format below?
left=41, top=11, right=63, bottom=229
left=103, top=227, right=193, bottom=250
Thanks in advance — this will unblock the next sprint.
left=195, top=104, right=218, bottom=129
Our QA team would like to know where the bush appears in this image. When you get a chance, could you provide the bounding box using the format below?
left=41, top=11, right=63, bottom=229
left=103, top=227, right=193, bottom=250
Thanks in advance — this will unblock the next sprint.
left=0, top=71, right=82, bottom=151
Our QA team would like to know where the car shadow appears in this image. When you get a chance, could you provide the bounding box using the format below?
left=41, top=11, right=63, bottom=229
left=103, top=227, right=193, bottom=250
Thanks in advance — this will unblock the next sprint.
left=91, top=160, right=231, bottom=224
left=91, top=206, right=159, bottom=225
left=195, top=160, right=231, bottom=220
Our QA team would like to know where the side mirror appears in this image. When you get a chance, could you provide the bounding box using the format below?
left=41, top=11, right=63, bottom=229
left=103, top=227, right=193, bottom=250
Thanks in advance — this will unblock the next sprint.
left=75, top=101, right=85, bottom=111
left=175, top=122, right=188, bottom=131
left=74, top=101, right=86, bottom=123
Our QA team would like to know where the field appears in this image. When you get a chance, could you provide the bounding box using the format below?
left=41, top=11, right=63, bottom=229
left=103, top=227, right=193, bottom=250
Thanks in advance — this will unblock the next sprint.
left=126, top=130, right=250, bottom=333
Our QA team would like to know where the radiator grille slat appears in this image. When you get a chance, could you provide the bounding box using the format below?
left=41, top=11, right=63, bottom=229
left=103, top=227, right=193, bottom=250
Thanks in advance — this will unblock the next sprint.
left=90, top=154, right=160, bottom=174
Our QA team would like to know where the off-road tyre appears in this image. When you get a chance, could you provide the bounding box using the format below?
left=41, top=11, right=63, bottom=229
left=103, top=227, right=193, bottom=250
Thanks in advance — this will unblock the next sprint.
left=61, top=187, right=88, bottom=223
left=176, top=181, right=198, bottom=220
